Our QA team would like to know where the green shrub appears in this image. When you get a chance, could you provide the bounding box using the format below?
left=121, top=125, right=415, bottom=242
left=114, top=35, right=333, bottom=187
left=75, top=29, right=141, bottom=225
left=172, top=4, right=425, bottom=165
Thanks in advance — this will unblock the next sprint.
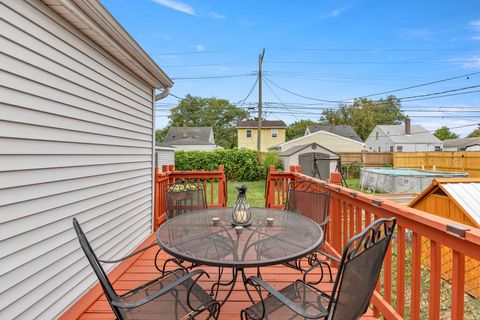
left=262, top=152, right=283, bottom=173
left=175, top=149, right=269, bottom=181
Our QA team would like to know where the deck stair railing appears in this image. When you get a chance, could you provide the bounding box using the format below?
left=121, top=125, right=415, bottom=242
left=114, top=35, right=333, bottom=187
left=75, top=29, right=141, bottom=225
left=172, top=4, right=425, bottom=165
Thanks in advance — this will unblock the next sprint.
left=266, top=165, right=480, bottom=320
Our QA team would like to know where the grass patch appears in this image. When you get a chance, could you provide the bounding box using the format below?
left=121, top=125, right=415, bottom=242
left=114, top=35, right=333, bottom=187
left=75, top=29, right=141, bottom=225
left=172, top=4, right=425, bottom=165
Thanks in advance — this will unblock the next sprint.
left=227, top=180, right=265, bottom=207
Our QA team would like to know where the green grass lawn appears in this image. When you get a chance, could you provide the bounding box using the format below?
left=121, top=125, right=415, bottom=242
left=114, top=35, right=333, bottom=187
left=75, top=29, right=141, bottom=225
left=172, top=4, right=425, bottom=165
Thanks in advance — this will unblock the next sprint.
left=227, top=180, right=265, bottom=207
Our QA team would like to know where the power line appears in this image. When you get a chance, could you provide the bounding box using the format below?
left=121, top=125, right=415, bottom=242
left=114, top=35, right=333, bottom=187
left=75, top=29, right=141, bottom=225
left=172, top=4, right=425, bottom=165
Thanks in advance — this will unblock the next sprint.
left=263, top=78, right=300, bottom=121
left=347, top=71, right=480, bottom=100
left=263, top=76, right=341, bottom=103
left=267, top=47, right=479, bottom=52
left=171, top=73, right=255, bottom=80
left=236, top=76, right=259, bottom=107
left=267, top=59, right=479, bottom=65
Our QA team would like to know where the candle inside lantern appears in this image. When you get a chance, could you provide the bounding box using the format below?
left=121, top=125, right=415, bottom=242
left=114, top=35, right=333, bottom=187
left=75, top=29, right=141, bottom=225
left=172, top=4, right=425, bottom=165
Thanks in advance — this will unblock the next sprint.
left=235, top=210, right=248, bottom=224
left=232, top=184, right=252, bottom=226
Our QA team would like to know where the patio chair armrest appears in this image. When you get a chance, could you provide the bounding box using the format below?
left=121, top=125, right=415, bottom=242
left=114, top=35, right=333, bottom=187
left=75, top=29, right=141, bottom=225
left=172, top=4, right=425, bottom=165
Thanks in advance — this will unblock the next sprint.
left=245, top=276, right=329, bottom=319
left=99, top=243, right=158, bottom=263
left=317, top=250, right=340, bottom=263
left=317, top=215, right=330, bottom=227
left=112, top=269, right=209, bottom=309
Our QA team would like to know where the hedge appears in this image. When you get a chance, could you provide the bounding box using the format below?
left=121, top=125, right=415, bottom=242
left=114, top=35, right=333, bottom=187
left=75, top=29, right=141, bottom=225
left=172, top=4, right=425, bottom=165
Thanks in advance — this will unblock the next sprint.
left=175, top=149, right=283, bottom=181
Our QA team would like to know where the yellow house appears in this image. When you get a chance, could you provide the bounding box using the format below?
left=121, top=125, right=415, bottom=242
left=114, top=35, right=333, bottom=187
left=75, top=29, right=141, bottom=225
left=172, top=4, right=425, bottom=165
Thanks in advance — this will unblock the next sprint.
left=237, top=120, right=287, bottom=152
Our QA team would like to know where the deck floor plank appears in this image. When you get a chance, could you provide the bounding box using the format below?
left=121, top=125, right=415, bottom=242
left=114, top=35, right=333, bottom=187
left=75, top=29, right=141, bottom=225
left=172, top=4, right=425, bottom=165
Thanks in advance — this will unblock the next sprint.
left=73, top=240, right=377, bottom=319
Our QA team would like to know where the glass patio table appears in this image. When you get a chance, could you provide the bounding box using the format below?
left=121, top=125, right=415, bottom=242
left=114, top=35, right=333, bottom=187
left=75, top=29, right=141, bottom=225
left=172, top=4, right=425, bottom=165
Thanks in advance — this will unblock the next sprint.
left=156, top=207, right=324, bottom=305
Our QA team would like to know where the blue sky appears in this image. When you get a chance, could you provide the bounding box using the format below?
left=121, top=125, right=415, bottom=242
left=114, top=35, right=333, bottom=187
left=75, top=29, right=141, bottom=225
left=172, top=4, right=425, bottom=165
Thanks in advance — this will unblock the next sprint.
left=102, top=0, right=480, bottom=137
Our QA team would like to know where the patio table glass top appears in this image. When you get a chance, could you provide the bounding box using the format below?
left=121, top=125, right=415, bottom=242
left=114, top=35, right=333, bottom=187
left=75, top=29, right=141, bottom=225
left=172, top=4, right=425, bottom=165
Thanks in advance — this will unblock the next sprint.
left=156, top=207, right=324, bottom=268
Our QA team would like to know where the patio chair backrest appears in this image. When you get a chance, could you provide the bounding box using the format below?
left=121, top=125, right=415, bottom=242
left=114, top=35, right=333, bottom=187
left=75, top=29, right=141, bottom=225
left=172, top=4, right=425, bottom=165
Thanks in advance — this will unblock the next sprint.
left=286, top=180, right=330, bottom=225
left=166, top=180, right=207, bottom=219
left=329, top=217, right=396, bottom=320
left=73, top=218, right=122, bottom=319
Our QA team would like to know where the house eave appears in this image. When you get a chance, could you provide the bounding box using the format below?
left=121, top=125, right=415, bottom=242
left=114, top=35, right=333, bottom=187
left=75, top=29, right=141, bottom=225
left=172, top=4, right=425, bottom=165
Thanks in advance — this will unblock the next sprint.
left=43, top=0, right=173, bottom=88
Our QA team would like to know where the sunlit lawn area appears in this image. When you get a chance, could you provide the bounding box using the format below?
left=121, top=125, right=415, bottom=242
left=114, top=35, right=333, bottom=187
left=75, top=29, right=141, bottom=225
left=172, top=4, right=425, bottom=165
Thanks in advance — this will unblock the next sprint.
left=227, top=180, right=265, bottom=207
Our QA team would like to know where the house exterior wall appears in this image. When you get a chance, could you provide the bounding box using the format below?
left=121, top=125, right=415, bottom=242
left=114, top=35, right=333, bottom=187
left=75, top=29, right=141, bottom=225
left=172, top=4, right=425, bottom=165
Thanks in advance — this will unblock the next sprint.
left=155, top=149, right=175, bottom=170
left=0, top=1, right=156, bottom=319
left=365, top=128, right=442, bottom=152
left=277, top=131, right=364, bottom=153
left=237, top=128, right=286, bottom=152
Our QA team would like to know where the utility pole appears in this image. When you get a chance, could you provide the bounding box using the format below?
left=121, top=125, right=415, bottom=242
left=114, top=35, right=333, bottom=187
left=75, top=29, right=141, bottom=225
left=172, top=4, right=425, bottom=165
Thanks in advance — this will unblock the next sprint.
left=257, top=48, right=265, bottom=151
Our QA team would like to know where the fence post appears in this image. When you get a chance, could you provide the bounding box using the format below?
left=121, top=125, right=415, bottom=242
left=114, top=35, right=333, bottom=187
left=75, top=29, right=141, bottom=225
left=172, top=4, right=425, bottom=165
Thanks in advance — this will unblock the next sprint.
left=265, top=166, right=275, bottom=208
left=218, top=165, right=226, bottom=207
left=330, top=172, right=341, bottom=185
left=295, top=165, right=301, bottom=173
left=162, top=164, right=168, bottom=172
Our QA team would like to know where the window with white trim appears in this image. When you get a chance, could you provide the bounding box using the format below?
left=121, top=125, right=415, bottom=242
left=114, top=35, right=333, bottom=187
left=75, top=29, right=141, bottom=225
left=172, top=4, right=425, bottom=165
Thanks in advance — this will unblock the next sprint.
left=397, top=145, right=403, bottom=152
left=246, top=129, right=252, bottom=138
left=271, top=129, right=278, bottom=138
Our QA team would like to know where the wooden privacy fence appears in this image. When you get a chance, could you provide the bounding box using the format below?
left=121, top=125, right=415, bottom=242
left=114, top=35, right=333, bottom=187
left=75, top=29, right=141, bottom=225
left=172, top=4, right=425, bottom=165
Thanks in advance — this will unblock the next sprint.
left=394, top=152, right=480, bottom=177
left=266, top=166, right=480, bottom=320
left=339, top=151, right=394, bottom=166
left=153, top=165, right=227, bottom=229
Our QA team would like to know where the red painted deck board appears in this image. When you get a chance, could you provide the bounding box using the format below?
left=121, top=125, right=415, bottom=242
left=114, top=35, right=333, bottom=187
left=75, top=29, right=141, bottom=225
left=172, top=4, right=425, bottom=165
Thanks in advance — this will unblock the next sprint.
left=66, top=236, right=377, bottom=320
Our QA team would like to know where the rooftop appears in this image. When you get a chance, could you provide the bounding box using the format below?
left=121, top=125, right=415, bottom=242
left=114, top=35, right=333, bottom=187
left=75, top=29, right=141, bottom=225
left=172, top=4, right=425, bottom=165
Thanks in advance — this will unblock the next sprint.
left=444, top=137, right=480, bottom=149
left=163, top=127, right=214, bottom=145
left=236, top=120, right=287, bottom=128
left=307, top=125, right=363, bottom=142
left=376, top=124, right=442, bottom=144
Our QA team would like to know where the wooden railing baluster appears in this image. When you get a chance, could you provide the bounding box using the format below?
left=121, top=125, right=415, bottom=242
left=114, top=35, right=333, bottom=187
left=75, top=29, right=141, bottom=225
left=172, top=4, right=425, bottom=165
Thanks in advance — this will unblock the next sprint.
left=396, top=225, right=406, bottom=317
left=410, top=232, right=422, bottom=320
left=451, top=250, right=466, bottom=320
left=429, top=240, right=441, bottom=320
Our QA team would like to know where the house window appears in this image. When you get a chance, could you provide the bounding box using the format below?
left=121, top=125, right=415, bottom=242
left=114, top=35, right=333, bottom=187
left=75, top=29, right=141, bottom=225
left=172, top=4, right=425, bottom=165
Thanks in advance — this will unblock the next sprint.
left=389, top=146, right=394, bottom=152
left=435, top=146, right=441, bottom=152
left=246, top=129, right=252, bottom=138
left=271, top=129, right=278, bottom=138
left=397, top=146, right=403, bottom=152
left=375, top=132, right=379, bottom=140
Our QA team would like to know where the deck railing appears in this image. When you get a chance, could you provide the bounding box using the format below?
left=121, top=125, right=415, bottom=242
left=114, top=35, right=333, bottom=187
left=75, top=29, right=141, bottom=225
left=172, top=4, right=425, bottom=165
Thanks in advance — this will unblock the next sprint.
left=266, top=166, right=480, bottom=320
left=153, top=165, right=227, bottom=229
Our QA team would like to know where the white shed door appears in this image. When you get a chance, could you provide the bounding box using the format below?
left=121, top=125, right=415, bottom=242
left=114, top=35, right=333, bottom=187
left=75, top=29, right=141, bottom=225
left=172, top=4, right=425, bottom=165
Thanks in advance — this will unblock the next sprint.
left=0, top=1, right=154, bottom=319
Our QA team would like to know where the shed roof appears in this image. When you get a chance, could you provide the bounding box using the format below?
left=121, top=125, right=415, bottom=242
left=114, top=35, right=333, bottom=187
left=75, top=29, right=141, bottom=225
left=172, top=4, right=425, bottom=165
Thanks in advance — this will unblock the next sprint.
left=443, top=137, right=480, bottom=149
left=409, top=178, right=480, bottom=226
left=163, top=127, right=214, bottom=145
left=278, top=143, right=339, bottom=157
left=307, top=125, right=363, bottom=142
left=236, top=120, right=287, bottom=128
left=376, top=125, right=441, bottom=144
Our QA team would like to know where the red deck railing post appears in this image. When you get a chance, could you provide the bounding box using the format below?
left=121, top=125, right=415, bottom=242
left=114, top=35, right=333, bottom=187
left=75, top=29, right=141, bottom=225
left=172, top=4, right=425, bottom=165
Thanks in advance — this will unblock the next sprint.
left=451, top=251, right=466, bottom=320
left=218, top=165, right=226, bottom=207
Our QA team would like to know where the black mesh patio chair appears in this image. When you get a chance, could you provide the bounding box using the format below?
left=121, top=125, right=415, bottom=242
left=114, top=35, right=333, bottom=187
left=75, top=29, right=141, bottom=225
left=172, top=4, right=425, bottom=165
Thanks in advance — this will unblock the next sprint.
left=241, top=217, right=396, bottom=320
left=73, top=218, right=220, bottom=320
left=282, top=180, right=333, bottom=281
left=155, top=180, right=209, bottom=274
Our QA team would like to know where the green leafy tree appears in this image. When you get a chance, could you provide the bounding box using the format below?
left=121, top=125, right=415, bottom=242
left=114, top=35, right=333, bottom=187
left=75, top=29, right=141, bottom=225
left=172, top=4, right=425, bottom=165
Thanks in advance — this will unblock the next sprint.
left=319, top=96, right=404, bottom=140
left=162, top=95, right=249, bottom=148
left=468, top=125, right=480, bottom=138
left=286, top=120, right=319, bottom=141
left=155, top=127, right=169, bottom=143
left=434, top=126, right=459, bottom=140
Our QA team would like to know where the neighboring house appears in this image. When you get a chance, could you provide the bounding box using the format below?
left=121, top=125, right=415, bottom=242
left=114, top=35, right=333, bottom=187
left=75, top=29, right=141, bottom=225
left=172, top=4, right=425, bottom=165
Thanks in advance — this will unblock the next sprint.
left=270, top=130, right=365, bottom=154
left=237, top=120, right=287, bottom=152
left=0, top=1, right=172, bottom=319
left=365, top=118, right=442, bottom=152
left=409, top=178, right=480, bottom=297
left=279, top=143, right=340, bottom=180
left=305, top=125, right=363, bottom=142
left=443, top=137, right=480, bottom=151
left=155, top=143, right=175, bottom=170
left=162, top=125, right=220, bottom=151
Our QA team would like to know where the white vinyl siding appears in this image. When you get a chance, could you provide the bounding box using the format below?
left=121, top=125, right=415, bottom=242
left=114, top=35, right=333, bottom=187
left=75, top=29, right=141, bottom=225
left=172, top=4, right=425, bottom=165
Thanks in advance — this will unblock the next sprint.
left=0, top=1, right=154, bottom=319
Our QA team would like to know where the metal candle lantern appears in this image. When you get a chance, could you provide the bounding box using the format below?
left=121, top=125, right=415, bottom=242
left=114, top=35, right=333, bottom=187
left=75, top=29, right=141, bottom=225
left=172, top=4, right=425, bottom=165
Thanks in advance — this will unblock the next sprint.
left=232, top=184, right=252, bottom=227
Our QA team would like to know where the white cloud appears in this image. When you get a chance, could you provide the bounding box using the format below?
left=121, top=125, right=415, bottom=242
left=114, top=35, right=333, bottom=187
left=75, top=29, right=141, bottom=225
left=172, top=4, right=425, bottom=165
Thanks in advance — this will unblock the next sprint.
left=196, top=44, right=205, bottom=52
left=319, top=7, right=348, bottom=20
left=152, top=0, right=195, bottom=15
left=398, top=28, right=435, bottom=40
left=208, top=11, right=225, bottom=20
left=450, top=56, right=480, bottom=69
left=469, top=20, right=480, bottom=30
left=237, top=18, right=253, bottom=27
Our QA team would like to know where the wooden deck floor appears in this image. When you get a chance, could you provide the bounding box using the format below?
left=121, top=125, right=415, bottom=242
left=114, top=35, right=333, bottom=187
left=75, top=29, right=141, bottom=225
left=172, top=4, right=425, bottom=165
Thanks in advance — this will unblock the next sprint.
left=66, top=234, right=377, bottom=320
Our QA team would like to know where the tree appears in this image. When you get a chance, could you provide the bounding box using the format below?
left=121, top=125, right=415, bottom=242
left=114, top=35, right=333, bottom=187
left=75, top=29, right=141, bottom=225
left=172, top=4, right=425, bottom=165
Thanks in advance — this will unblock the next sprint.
left=319, top=96, right=404, bottom=140
left=286, top=120, right=319, bottom=141
left=468, top=125, right=480, bottom=138
left=434, top=126, right=459, bottom=140
left=161, top=95, right=249, bottom=149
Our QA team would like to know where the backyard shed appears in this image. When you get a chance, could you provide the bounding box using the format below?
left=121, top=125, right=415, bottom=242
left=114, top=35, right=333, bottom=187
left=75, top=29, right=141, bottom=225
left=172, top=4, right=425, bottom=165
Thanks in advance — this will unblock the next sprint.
left=409, top=178, right=480, bottom=297
left=279, top=143, right=340, bottom=180
left=0, top=0, right=172, bottom=319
